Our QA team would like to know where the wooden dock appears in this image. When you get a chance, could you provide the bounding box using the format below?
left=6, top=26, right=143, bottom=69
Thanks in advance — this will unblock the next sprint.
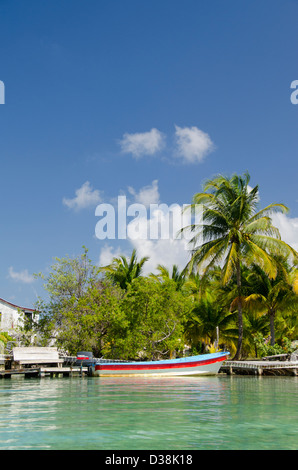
left=0, top=366, right=89, bottom=378
left=0, top=348, right=89, bottom=378
left=220, top=360, right=298, bottom=376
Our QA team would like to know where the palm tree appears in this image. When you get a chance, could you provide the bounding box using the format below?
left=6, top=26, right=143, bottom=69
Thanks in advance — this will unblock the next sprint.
left=182, top=172, right=298, bottom=359
left=245, top=261, right=298, bottom=346
left=100, top=249, right=149, bottom=290
left=151, top=264, right=186, bottom=291
left=275, top=307, right=298, bottom=344
left=184, top=288, right=237, bottom=353
left=243, top=310, right=270, bottom=358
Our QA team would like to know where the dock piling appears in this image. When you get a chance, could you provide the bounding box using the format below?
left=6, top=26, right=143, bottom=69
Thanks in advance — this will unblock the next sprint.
left=220, top=360, right=298, bottom=376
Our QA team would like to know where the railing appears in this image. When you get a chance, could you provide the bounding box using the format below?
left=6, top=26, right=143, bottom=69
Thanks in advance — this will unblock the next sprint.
left=223, top=360, right=298, bottom=369
left=60, top=356, right=77, bottom=365
left=59, top=355, right=132, bottom=364
left=0, top=353, right=12, bottom=361
left=96, top=358, right=132, bottom=363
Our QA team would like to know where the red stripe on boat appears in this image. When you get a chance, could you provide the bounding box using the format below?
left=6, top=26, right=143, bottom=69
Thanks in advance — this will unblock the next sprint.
left=95, top=355, right=228, bottom=371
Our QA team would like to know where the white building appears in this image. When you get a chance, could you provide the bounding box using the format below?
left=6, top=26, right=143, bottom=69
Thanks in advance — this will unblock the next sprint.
left=0, top=297, right=37, bottom=335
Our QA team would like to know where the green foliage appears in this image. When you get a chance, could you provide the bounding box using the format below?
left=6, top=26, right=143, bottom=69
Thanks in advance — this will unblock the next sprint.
left=0, top=331, right=13, bottom=346
left=32, top=255, right=192, bottom=360
left=253, top=333, right=296, bottom=358
left=31, top=245, right=298, bottom=360
left=100, top=249, right=149, bottom=290
left=55, top=281, right=127, bottom=357
left=0, top=331, right=14, bottom=354
left=13, top=310, right=40, bottom=346
left=151, top=264, right=186, bottom=291
left=184, top=288, right=236, bottom=352
left=33, top=247, right=102, bottom=346
left=181, top=172, right=298, bottom=359
left=27, top=174, right=298, bottom=361
left=206, top=343, right=222, bottom=353
left=119, top=277, right=192, bottom=360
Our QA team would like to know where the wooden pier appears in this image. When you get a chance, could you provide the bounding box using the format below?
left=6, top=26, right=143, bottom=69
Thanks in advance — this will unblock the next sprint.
left=220, top=360, right=298, bottom=376
left=0, top=366, right=89, bottom=379
left=0, top=347, right=89, bottom=378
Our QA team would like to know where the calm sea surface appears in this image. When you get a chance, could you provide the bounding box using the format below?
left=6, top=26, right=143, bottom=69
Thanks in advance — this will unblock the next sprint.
left=0, top=375, right=297, bottom=450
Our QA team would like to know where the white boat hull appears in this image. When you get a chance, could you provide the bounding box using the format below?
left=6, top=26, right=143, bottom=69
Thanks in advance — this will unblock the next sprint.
left=92, top=352, right=229, bottom=377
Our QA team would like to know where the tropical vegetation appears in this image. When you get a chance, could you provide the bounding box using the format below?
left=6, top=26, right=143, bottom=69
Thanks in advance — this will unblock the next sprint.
left=181, top=172, right=298, bottom=358
left=4, top=172, right=298, bottom=360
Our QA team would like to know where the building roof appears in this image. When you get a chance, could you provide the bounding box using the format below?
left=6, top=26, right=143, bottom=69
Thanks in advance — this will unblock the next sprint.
left=0, top=297, right=35, bottom=312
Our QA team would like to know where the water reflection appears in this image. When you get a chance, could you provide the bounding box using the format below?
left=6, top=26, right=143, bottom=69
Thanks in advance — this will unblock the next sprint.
left=0, top=375, right=297, bottom=450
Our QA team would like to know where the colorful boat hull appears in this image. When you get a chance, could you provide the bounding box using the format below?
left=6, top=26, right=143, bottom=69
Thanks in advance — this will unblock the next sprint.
left=92, top=352, right=229, bottom=377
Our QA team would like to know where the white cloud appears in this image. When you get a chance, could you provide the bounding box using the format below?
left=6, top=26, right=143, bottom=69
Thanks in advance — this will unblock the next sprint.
left=98, top=206, right=298, bottom=276
left=131, top=237, right=190, bottom=276
left=99, top=244, right=125, bottom=267
left=174, top=125, right=215, bottom=163
left=119, top=128, right=165, bottom=158
left=271, top=213, right=298, bottom=252
left=98, top=202, right=191, bottom=275
left=129, top=204, right=191, bottom=274
left=8, top=267, right=35, bottom=284
left=118, top=125, right=215, bottom=164
left=128, top=180, right=160, bottom=207
left=99, top=238, right=189, bottom=277
left=63, top=181, right=102, bottom=211
left=135, top=211, right=298, bottom=273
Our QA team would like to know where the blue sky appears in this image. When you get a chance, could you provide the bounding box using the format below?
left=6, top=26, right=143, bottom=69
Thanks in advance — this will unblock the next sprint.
left=1, top=0, right=298, bottom=308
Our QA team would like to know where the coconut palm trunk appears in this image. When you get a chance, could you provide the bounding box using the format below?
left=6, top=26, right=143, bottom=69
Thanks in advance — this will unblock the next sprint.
left=235, top=256, right=244, bottom=359
left=269, top=308, right=275, bottom=346
left=181, top=172, right=298, bottom=360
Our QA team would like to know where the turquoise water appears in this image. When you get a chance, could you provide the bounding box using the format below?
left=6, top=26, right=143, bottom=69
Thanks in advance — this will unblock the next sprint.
left=0, top=375, right=297, bottom=450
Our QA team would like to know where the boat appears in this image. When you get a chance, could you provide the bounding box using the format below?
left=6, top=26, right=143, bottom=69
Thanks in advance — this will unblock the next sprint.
left=90, top=351, right=230, bottom=377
